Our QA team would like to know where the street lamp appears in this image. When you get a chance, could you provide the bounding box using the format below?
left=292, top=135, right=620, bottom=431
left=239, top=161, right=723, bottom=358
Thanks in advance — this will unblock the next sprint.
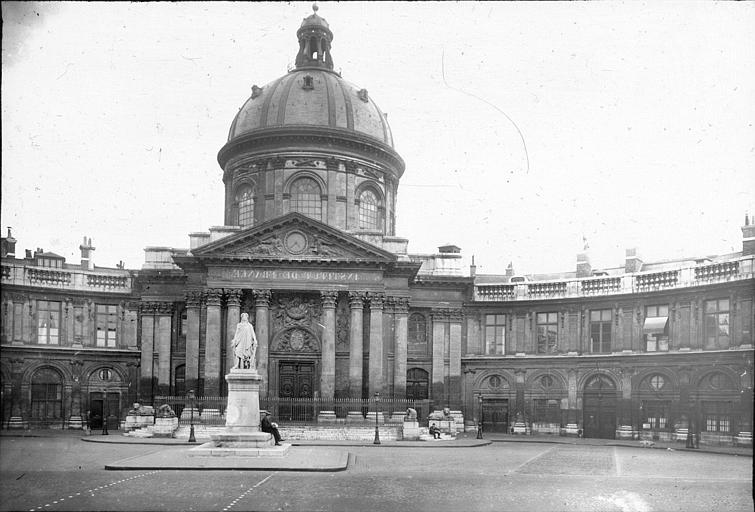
left=373, top=392, right=381, bottom=445
left=188, top=389, right=196, bottom=443
left=477, top=395, right=484, bottom=440
left=101, top=389, right=109, bottom=436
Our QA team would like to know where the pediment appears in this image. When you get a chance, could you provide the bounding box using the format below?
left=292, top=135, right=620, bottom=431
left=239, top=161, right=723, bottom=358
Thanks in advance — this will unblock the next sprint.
left=191, top=213, right=397, bottom=264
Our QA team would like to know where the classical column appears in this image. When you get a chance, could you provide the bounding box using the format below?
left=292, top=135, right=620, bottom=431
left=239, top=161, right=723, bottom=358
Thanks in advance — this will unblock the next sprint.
left=22, top=298, right=33, bottom=344
left=8, top=357, right=26, bottom=428
left=138, top=303, right=155, bottom=402
left=393, top=298, right=409, bottom=399
left=449, top=309, right=463, bottom=410
left=320, top=291, right=338, bottom=400
left=156, top=302, right=173, bottom=395
left=348, top=292, right=365, bottom=398
left=368, top=293, right=385, bottom=395
left=68, top=360, right=84, bottom=429
left=225, top=289, right=243, bottom=376
left=567, top=369, right=578, bottom=425
left=122, top=301, right=139, bottom=350
left=431, top=310, right=447, bottom=404
left=203, top=289, right=223, bottom=396
left=253, top=289, right=271, bottom=396
left=64, top=298, right=74, bottom=346
left=184, top=291, right=201, bottom=392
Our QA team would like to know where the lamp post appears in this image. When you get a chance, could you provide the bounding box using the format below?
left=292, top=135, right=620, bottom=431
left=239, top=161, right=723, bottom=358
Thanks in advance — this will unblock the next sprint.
left=477, top=395, right=484, bottom=439
left=373, top=392, right=381, bottom=445
left=101, top=389, right=108, bottom=436
left=188, top=389, right=196, bottom=443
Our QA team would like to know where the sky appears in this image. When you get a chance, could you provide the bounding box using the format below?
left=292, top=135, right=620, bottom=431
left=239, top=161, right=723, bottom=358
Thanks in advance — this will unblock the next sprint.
left=2, top=1, right=754, bottom=276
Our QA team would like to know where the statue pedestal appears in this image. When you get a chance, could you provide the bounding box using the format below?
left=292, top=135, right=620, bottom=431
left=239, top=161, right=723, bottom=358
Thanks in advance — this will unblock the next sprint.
left=191, top=368, right=288, bottom=457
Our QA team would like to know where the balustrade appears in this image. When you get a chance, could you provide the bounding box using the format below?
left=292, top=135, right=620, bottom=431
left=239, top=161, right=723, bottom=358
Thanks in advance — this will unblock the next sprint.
left=27, top=267, right=71, bottom=286
left=694, top=260, right=739, bottom=281
left=635, top=270, right=679, bottom=291
left=86, top=274, right=129, bottom=288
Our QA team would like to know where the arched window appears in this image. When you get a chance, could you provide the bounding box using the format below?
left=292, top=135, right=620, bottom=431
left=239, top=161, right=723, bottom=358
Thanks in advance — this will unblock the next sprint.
left=408, top=313, right=427, bottom=345
left=358, top=189, right=381, bottom=230
left=234, top=185, right=255, bottom=227
left=290, top=177, right=322, bottom=219
left=407, top=368, right=429, bottom=400
left=31, top=368, right=63, bottom=425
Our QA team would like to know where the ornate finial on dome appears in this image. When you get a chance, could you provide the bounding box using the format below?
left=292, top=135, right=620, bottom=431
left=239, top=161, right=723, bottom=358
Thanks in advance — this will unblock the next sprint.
left=295, top=3, right=334, bottom=71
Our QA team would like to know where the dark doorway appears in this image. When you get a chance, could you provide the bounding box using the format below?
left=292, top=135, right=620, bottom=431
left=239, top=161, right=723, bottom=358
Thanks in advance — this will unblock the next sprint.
left=482, top=398, right=509, bottom=433
left=406, top=368, right=429, bottom=400
left=89, top=392, right=120, bottom=430
left=278, top=361, right=314, bottom=421
left=583, top=375, right=617, bottom=439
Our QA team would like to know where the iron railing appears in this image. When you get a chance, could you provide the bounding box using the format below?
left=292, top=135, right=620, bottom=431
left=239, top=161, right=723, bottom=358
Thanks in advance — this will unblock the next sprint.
left=152, top=395, right=437, bottom=426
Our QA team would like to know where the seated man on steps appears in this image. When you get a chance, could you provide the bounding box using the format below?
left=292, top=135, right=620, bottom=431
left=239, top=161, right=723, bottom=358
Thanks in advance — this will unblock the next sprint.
left=429, top=423, right=442, bottom=439
left=261, top=412, right=283, bottom=445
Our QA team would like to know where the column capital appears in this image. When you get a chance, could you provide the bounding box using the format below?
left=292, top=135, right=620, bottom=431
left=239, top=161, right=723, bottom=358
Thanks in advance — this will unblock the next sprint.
left=394, top=297, right=409, bottom=314
left=367, top=292, right=386, bottom=310
left=184, top=290, right=202, bottom=308
left=348, top=291, right=366, bottom=309
left=156, top=302, right=175, bottom=315
left=203, top=288, right=223, bottom=307
left=320, top=290, right=338, bottom=308
left=253, top=289, right=272, bottom=307
left=225, top=289, right=243, bottom=307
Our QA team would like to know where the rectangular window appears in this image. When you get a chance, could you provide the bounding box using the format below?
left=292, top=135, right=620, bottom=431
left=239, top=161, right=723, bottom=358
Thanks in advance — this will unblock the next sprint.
left=642, top=400, right=671, bottom=430
left=37, top=300, right=61, bottom=345
left=96, top=304, right=117, bottom=348
left=533, top=398, right=561, bottom=424
left=703, top=401, right=731, bottom=433
left=704, top=299, right=730, bottom=349
left=484, top=314, right=505, bottom=355
left=536, top=312, right=558, bottom=354
left=644, top=304, right=669, bottom=352
left=590, top=309, right=612, bottom=353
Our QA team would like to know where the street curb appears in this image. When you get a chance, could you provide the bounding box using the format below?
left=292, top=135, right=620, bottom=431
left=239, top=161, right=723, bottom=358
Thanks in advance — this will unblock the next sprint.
left=488, top=438, right=753, bottom=457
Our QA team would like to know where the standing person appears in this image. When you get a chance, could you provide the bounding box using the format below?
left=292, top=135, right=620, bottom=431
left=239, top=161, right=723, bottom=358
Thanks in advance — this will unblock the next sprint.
left=231, top=313, right=257, bottom=369
left=261, top=412, right=283, bottom=445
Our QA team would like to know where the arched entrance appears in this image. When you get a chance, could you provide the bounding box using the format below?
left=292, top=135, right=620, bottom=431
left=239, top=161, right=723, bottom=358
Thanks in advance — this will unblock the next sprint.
left=88, top=367, right=122, bottom=430
left=271, top=325, right=321, bottom=421
left=30, top=367, right=64, bottom=428
left=583, top=374, right=617, bottom=439
left=479, top=373, right=512, bottom=433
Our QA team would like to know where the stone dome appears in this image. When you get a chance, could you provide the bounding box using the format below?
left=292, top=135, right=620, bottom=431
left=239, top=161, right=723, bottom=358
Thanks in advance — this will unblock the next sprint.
left=227, top=70, right=394, bottom=148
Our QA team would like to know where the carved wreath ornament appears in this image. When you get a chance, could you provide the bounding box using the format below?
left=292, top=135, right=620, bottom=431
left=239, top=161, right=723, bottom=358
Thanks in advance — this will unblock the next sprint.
left=274, top=328, right=319, bottom=353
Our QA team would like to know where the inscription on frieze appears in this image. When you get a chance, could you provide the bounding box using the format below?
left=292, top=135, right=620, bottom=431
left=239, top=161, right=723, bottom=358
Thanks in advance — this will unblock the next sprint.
left=210, top=268, right=382, bottom=283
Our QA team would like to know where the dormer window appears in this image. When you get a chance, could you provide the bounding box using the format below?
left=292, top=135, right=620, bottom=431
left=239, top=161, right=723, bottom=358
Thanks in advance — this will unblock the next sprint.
left=302, top=75, right=314, bottom=90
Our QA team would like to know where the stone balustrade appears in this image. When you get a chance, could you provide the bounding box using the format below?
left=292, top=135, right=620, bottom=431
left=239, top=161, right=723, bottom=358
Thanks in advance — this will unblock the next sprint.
left=474, top=255, right=753, bottom=302
left=1, top=263, right=133, bottom=294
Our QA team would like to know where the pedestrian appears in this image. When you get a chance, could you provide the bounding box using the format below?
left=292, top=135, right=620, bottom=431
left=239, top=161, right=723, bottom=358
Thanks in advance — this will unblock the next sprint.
left=261, top=412, right=283, bottom=445
left=429, top=423, right=441, bottom=439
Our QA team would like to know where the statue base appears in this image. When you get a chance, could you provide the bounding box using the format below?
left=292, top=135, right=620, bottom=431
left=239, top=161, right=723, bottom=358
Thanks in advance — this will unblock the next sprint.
left=191, top=368, right=289, bottom=457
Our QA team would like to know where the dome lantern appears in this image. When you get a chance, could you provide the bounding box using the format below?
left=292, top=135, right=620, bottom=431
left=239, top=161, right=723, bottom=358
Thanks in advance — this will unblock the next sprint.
left=295, top=4, right=334, bottom=71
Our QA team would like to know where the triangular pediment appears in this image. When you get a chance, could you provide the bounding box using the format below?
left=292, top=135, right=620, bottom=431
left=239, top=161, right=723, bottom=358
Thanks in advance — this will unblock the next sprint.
left=190, top=213, right=397, bottom=264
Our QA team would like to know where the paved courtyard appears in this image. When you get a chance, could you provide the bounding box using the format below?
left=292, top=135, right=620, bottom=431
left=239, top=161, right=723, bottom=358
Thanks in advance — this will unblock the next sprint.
left=0, top=436, right=751, bottom=512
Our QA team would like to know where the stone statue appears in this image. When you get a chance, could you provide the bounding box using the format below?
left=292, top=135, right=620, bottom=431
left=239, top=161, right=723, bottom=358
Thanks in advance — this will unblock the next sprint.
left=232, top=312, right=258, bottom=369
left=405, top=408, right=417, bottom=421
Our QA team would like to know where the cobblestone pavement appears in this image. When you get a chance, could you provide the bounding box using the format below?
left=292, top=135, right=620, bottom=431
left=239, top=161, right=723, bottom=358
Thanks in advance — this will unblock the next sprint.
left=1, top=437, right=751, bottom=512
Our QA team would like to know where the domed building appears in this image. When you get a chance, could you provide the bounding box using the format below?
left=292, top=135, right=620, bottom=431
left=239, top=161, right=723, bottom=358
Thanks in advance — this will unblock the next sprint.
left=4, top=6, right=750, bottom=445
left=137, top=6, right=468, bottom=414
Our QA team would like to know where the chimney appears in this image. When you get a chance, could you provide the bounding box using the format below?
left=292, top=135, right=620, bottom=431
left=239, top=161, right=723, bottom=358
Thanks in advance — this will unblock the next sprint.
left=469, top=255, right=477, bottom=278
left=625, top=247, right=643, bottom=273
left=25, top=249, right=32, bottom=259
left=79, top=236, right=95, bottom=270
left=743, top=213, right=755, bottom=256
left=505, top=262, right=514, bottom=277
left=576, top=252, right=592, bottom=278
left=1, top=227, right=16, bottom=258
